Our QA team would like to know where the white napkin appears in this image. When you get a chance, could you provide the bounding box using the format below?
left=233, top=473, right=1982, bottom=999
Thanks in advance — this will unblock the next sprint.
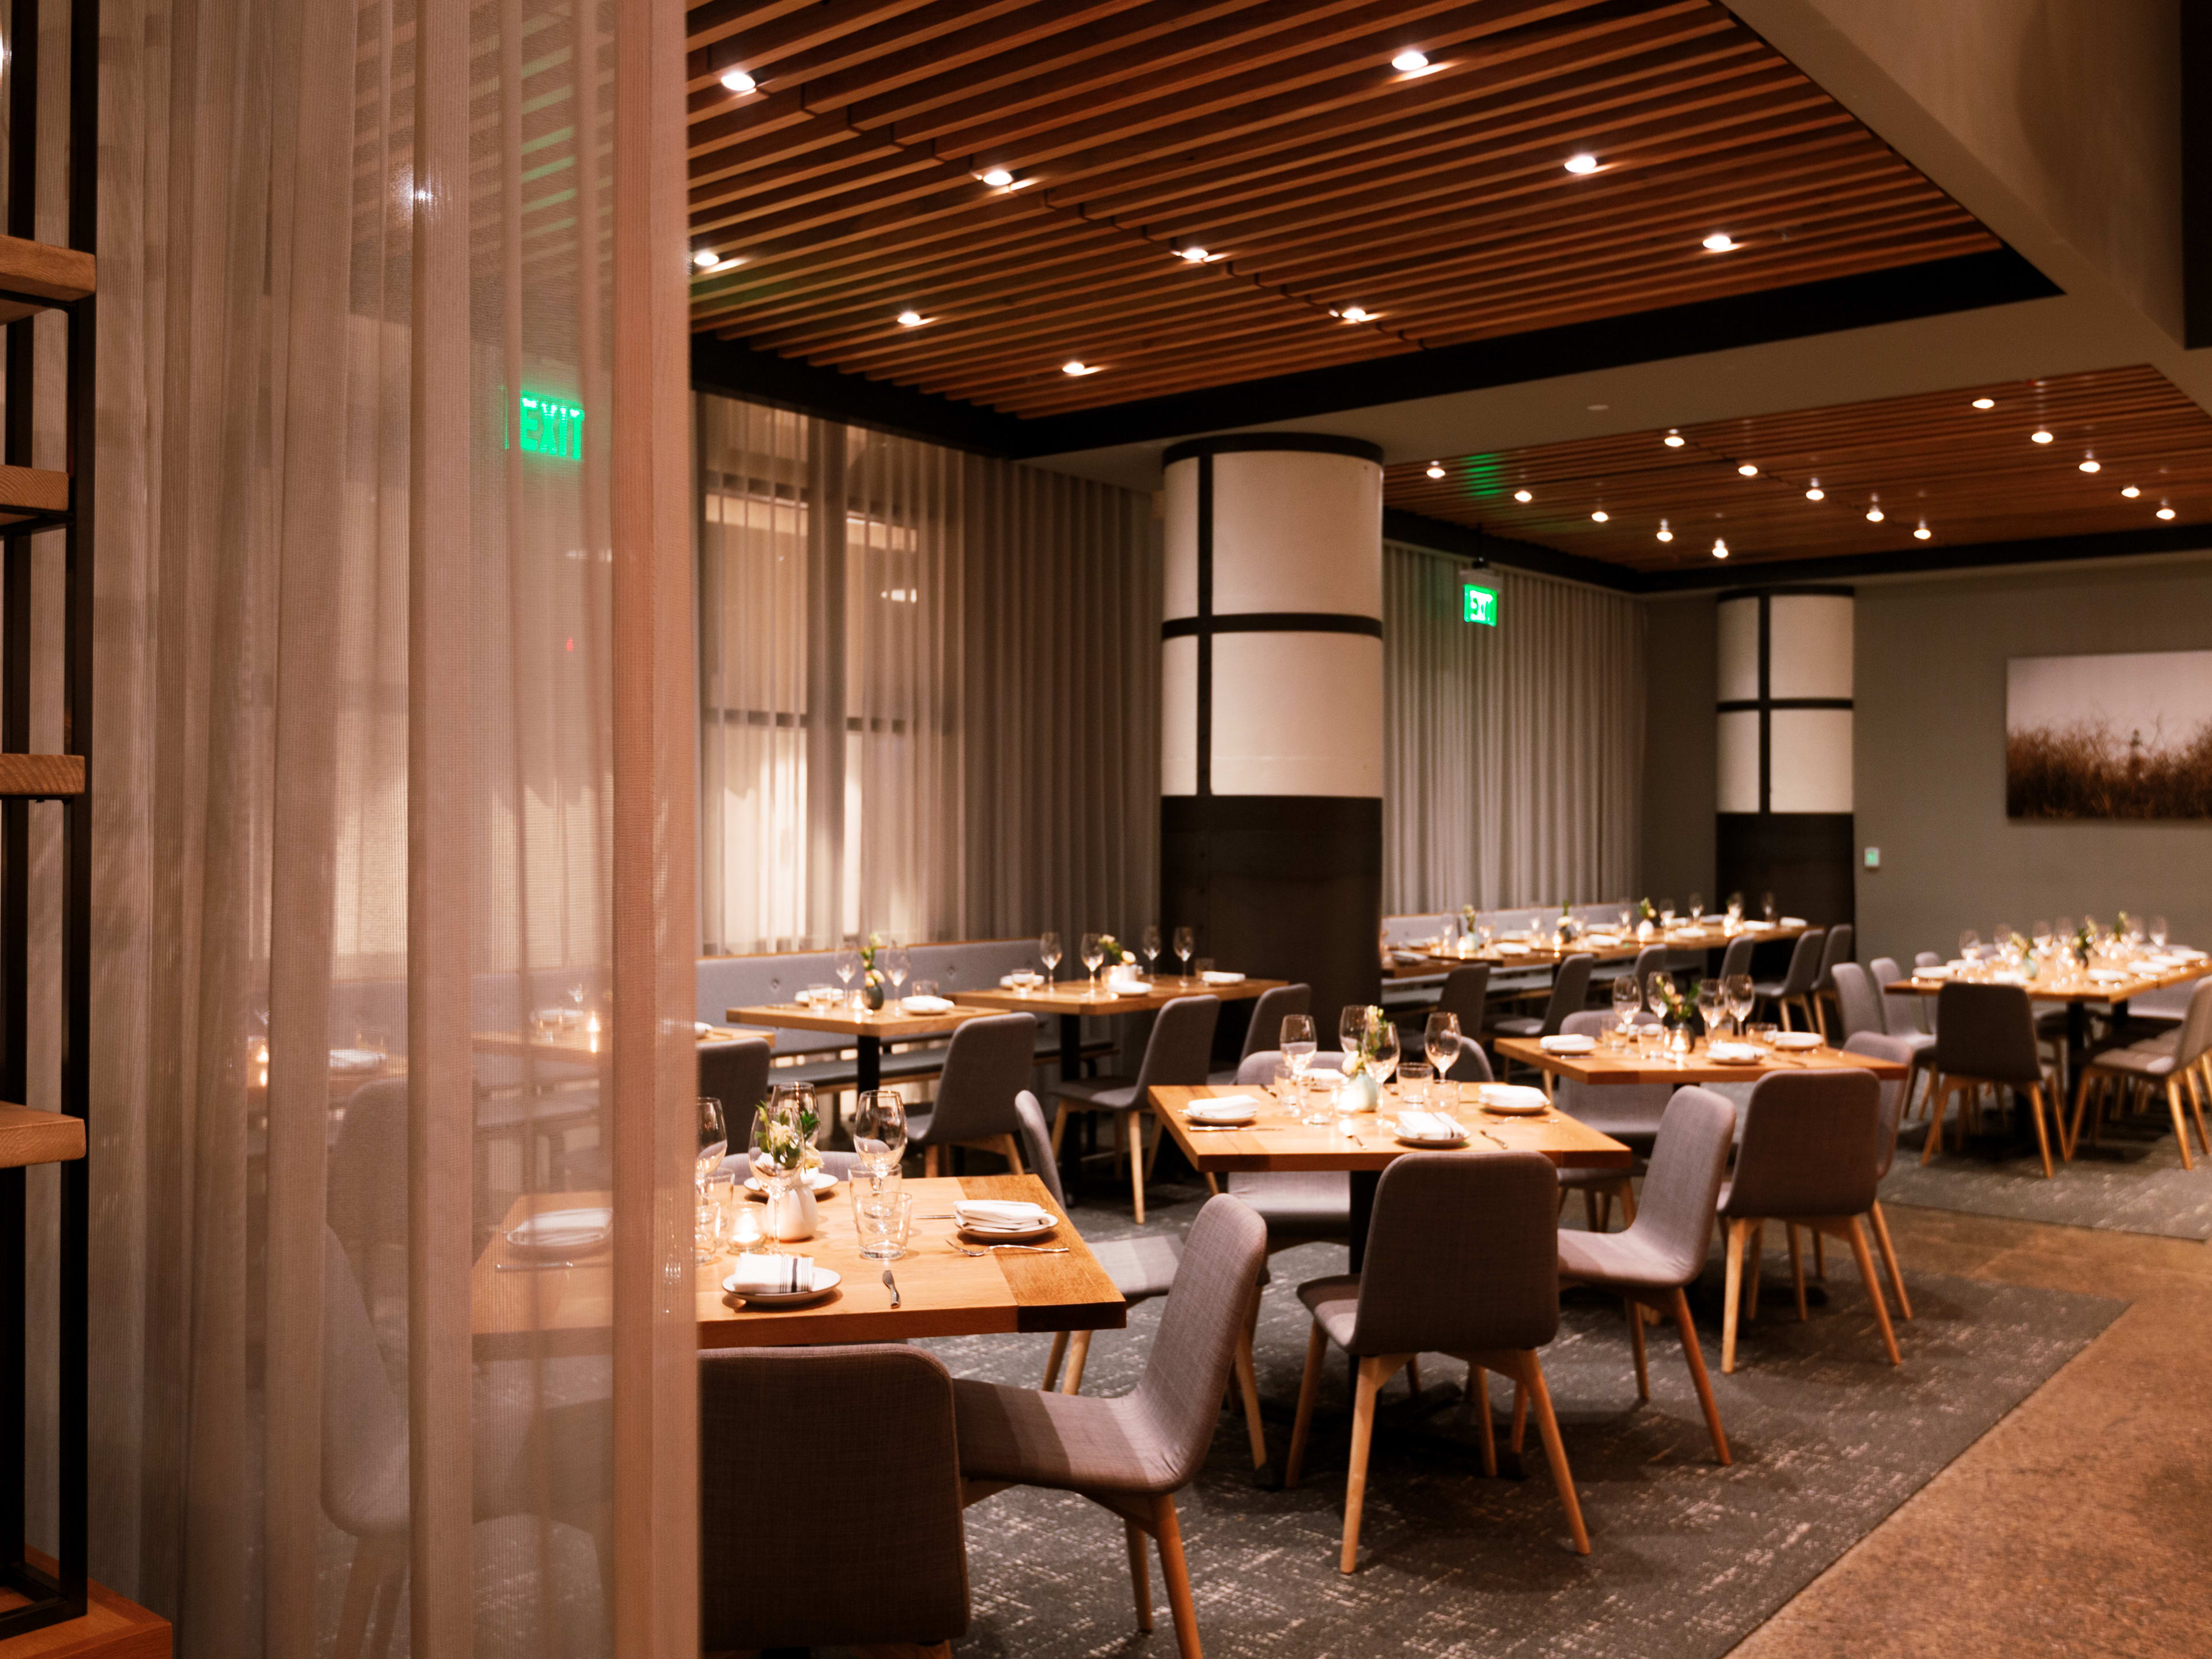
left=955, top=1200, right=1051, bottom=1228
left=1709, top=1042, right=1761, bottom=1063
left=329, top=1048, right=384, bottom=1073
left=506, top=1207, right=613, bottom=1253
left=901, top=994, right=955, bottom=1013
left=1495, top=942, right=1532, bottom=956
left=1105, top=974, right=1149, bottom=994
left=1200, top=969, right=1245, bottom=984
left=726, top=1252, right=813, bottom=1294
left=1189, top=1094, right=1257, bottom=1121
left=1395, top=1111, right=1466, bottom=1141
left=1539, top=1033, right=1595, bottom=1054
left=1781, top=916, right=1808, bottom=928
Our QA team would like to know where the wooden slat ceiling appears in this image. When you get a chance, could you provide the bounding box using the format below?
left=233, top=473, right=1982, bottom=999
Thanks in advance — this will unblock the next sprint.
left=684, top=0, right=2000, bottom=418
left=1382, top=366, right=2212, bottom=571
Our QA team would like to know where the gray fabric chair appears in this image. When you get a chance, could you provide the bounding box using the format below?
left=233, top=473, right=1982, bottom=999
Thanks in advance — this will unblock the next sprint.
left=696, top=1035, right=771, bottom=1128
left=1434, top=963, right=1493, bottom=1029
left=1717, top=1069, right=1898, bottom=1372
left=1211, top=981, right=1312, bottom=1084
left=1013, top=1090, right=1270, bottom=1469
left=1490, top=952, right=1595, bottom=1040
left=1551, top=1009, right=1666, bottom=1232
left=1841, top=1031, right=1919, bottom=1320
left=1869, top=955, right=1936, bottom=1039
left=908, top=1011, right=1039, bottom=1176
left=1925, top=981, right=2059, bottom=1177
left=1051, top=994, right=1221, bottom=1222
left=1835, top=962, right=1933, bottom=1127
left=701, top=1344, right=967, bottom=1653
left=957, top=1194, right=1268, bottom=1659
left=2068, top=976, right=2212, bottom=1169
left=1813, top=923, right=1855, bottom=1035
left=1226, top=1051, right=1353, bottom=1256
left=1631, top=944, right=1671, bottom=1001
left=1715, top=933, right=1756, bottom=984
left=1286, top=1150, right=1587, bottom=1568
left=1751, top=929, right=1825, bottom=1031
left=1556, top=1086, right=1736, bottom=1463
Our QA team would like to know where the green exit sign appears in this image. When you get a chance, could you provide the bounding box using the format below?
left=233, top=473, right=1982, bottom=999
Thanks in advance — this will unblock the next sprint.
left=515, top=390, right=585, bottom=460
left=1459, top=571, right=1500, bottom=626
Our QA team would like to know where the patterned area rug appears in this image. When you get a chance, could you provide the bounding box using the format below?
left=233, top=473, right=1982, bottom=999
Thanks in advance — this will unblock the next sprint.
left=912, top=1180, right=2120, bottom=1659
left=1883, top=1108, right=2212, bottom=1241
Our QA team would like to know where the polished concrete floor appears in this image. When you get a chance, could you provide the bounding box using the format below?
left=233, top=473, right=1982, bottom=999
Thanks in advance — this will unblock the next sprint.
left=1732, top=1201, right=2212, bottom=1658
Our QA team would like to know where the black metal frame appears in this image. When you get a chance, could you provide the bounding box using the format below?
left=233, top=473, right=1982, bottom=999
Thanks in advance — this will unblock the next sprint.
left=0, top=0, right=96, bottom=1638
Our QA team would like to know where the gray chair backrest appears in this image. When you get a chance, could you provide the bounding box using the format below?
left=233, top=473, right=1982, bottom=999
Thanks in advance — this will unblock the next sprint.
left=1608, top=1087, right=1736, bottom=1285
left=1351, top=1150, right=1559, bottom=1356
left=1433, top=964, right=1491, bottom=1028
left=1556, top=1009, right=1666, bottom=1128
left=1913, top=950, right=1941, bottom=967
left=1539, top=954, right=1596, bottom=1034
left=915, top=1013, right=1037, bottom=1146
left=1775, top=929, right=1826, bottom=998
left=1011, top=1089, right=1065, bottom=1210
left=1452, top=1033, right=1494, bottom=1085
left=323, top=1228, right=410, bottom=1540
left=1128, top=1195, right=1270, bottom=1490
left=1817, top=923, right=1855, bottom=990
left=1723, top=1069, right=1881, bottom=1218
left=700, top=1344, right=967, bottom=1651
left=1830, top=963, right=1884, bottom=1040
left=2178, top=976, right=2212, bottom=1067
left=1236, top=1049, right=1347, bottom=1084
left=1869, top=956, right=1925, bottom=1035
left=698, top=1037, right=772, bottom=1130
left=328, top=1077, right=410, bottom=1318
left=1631, top=944, right=1669, bottom=999
left=1132, top=995, right=1221, bottom=1092
left=1717, top=934, right=1756, bottom=981
left=1842, top=1031, right=1916, bottom=1181
left=1932, top=982, right=2042, bottom=1084
left=1238, top=983, right=1312, bottom=1063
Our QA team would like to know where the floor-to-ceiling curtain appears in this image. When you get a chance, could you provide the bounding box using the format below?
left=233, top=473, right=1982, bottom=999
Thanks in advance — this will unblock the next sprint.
left=1381, top=540, right=1646, bottom=914
left=17, top=1, right=699, bottom=1654
left=696, top=392, right=1160, bottom=956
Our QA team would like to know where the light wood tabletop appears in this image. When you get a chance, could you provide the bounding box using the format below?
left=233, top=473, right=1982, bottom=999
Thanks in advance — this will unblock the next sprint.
left=471, top=1173, right=1125, bottom=1356
left=470, top=1024, right=769, bottom=1064
left=724, top=1001, right=994, bottom=1041
left=1881, top=959, right=2210, bottom=1002
left=1493, top=1034, right=1906, bottom=1087
left=1395, top=920, right=1809, bottom=972
left=953, top=974, right=1285, bottom=1016
left=1147, top=1084, right=1633, bottom=1173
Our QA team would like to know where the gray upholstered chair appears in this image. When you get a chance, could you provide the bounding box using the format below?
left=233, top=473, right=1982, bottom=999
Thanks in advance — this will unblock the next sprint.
left=957, top=1194, right=1268, bottom=1659
left=1552, top=1009, right=1665, bottom=1230
left=701, top=1344, right=967, bottom=1655
left=1717, top=1069, right=1898, bottom=1372
left=1225, top=1051, right=1353, bottom=1257
left=1715, top=932, right=1756, bottom=984
left=1014, top=1090, right=1267, bottom=1467
left=1925, top=981, right=2060, bottom=1177
left=1751, top=928, right=1825, bottom=1031
left=1051, top=994, right=1221, bottom=1222
left=1830, top=961, right=1884, bottom=1039
left=1211, top=981, right=1312, bottom=1084
left=1813, top=923, right=1855, bottom=1036
left=1490, top=953, right=1595, bottom=1040
left=1434, top=963, right=1493, bottom=1030
left=907, top=1011, right=1039, bottom=1176
left=697, top=1035, right=772, bottom=1131
left=1630, top=944, right=1671, bottom=1001
left=2067, top=976, right=2212, bottom=1169
left=1841, top=1030, right=1919, bottom=1320
left=1286, top=1150, right=1587, bottom=1568
left=1556, top=1085, right=1736, bottom=1463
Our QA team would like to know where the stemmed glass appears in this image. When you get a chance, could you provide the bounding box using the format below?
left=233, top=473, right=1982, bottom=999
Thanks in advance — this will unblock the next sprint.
left=1725, top=974, right=1755, bottom=1036
left=696, top=1096, right=729, bottom=1263
left=1338, top=1005, right=1370, bottom=1067
left=2152, top=914, right=2170, bottom=948
left=1140, top=924, right=1161, bottom=971
left=1657, top=896, right=1676, bottom=927
left=1366, top=1020, right=1400, bottom=1089
left=1611, top=974, right=1642, bottom=1033
left=1694, top=979, right=1722, bottom=1040
left=1080, top=931, right=1105, bottom=993
left=1279, top=1013, right=1317, bottom=1078
left=1173, top=926, right=1195, bottom=979
left=1645, top=969, right=1673, bottom=1021
left=1687, top=891, right=1705, bottom=922
left=1959, top=929, right=1980, bottom=964
left=850, top=1088, right=907, bottom=1185
left=749, top=1084, right=816, bottom=1253
left=2032, top=919, right=2053, bottom=953
left=566, top=981, right=587, bottom=1025
left=1425, top=1012, right=1460, bottom=1091
left=882, top=942, right=911, bottom=1003
left=1039, top=931, right=1062, bottom=982
left=835, top=936, right=861, bottom=993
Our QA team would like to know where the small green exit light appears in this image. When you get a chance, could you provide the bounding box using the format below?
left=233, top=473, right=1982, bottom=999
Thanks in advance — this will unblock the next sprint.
left=1459, top=570, right=1500, bottom=627
left=514, top=390, right=585, bottom=460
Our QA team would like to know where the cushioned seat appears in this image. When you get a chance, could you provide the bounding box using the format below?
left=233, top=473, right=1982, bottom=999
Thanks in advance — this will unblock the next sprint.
left=1209, top=982, right=1312, bottom=1085
left=955, top=1379, right=1179, bottom=1492
left=2067, top=978, right=2212, bottom=1165
left=1294, top=1274, right=1361, bottom=1349
left=1486, top=953, right=1594, bottom=1053
left=1089, top=1233, right=1190, bottom=1302
left=1052, top=995, right=1221, bottom=1222
left=1227, top=1169, right=1351, bottom=1247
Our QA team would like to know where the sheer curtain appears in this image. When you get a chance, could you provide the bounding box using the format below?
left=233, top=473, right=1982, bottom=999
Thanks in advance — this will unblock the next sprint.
left=697, top=393, right=1159, bottom=956
left=47, top=1, right=698, bottom=1655
left=1381, top=541, right=1646, bottom=913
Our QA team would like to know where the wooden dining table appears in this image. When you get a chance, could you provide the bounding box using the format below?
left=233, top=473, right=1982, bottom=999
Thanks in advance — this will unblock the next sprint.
left=471, top=1173, right=1125, bottom=1357
left=724, top=999, right=994, bottom=1092
left=1493, top=1033, right=1907, bottom=1088
left=1149, top=1082, right=1631, bottom=1269
left=1395, top=919, right=1810, bottom=975
left=955, top=973, right=1287, bottom=1081
left=1883, top=956, right=2211, bottom=1077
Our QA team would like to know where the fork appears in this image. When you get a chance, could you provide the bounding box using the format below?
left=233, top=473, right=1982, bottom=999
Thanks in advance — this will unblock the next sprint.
left=949, top=1243, right=1069, bottom=1256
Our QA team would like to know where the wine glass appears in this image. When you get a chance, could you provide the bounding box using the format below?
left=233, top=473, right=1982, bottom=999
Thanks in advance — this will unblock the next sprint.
left=1173, top=926, right=1195, bottom=978
left=835, top=937, right=860, bottom=990
left=1366, top=1019, right=1399, bottom=1088
left=1338, top=1005, right=1370, bottom=1063
left=2151, top=914, right=2170, bottom=948
left=1694, top=979, right=1721, bottom=1038
left=1140, top=923, right=1161, bottom=969
left=1279, top=1013, right=1317, bottom=1082
left=1657, top=896, right=1676, bottom=927
left=696, top=1096, right=729, bottom=1262
left=1645, top=969, right=1673, bottom=1020
left=1611, top=974, right=1642, bottom=1030
left=2032, top=919, right=2053, bottom=952
left=1725, top=973, right=1755, bottom=1035
left=883, top=942, right=910, bottom=1001
left=1080, top=931, right=1105, bottom=991
left=850, top=1089, right=907, bottom=1183
left=1687, top=891, right=1705, bottom=922
left=1959, top=929, right=1980, bottom=963
left=566, top=981, right=587, bottom=1024
left=1039, top=931, right=1062, bottom=980
left=1425, top=1012, right=1460, bottom=1082
left=1760, top=892, right=1777, bottom=922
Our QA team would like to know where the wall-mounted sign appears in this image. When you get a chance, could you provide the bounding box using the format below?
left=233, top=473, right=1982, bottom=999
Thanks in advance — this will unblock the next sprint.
left=1459, top=568, right=1500, bottom=627
left=515, top=390, right=585, bottom=460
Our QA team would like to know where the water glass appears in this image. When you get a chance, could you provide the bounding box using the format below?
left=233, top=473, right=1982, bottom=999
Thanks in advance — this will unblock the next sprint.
left=1633, top=1024, right=1662, bottom=1060
left=883, top=942, right=911, bottom=995
left=909, top=978, right=938, bottom=999
left=1657, top=896, right=1676, bottom=926
left=854, top=1191, right=914, bottom=1261
left=1687, top=891, right=1705, bottom=921
left=1281, top=1013, right=1317, bottom=1080
left=1081, top=931, right=1105, bottom=986
left=1747, top=1022, right=1778, bottom=1049
left=2151, top=914, right=2169, bottom=948
left=1300, top=1071, right=1342, bottom=1126
left=1612, top=974, right=1642, bottom=1027
left=1141, top=923, right=1161, bottom=967
left=836, top=938, right=861, bottom=987
left=1695, top=980, right=1721, bottom=1035
left=1194, top=958, right=1214, bottom=976
left=1725, top=973, right=1755, bottom=1033
left=1366, top=1018, right=1399, bottom=1086
left=851, top=1088, right=907, bottom=1179
left=1396, top=1060, right=1431, bottom=1108
left=1338, top=1005, right=1370, bottom=1056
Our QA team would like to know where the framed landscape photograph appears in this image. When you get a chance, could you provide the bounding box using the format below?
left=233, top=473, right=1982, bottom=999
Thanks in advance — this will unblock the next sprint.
left=2006, top=650, right=2212, bottom=820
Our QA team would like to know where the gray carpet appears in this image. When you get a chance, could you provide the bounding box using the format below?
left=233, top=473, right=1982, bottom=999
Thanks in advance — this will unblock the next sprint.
left=916, top=1180, right=2120, bottom=1659
left=1883, top=1106, right=2212, bottom=1241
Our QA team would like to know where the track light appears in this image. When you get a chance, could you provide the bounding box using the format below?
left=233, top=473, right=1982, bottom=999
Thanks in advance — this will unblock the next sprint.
left=2122, top=486, right=2141, bottom=498
left=1914, top=521, right=1932, bottom=540
left=1736, top=463, right=1758, bottom=478
left=2031, top=429, right=2053, bottom=444
left=1513, top=489, right=1533, bottom=503
left=1805, top=481, right=1824, bottom=501
left=1702, top=232, right=1736, bottom=252
left=1425, top=463, right=1445, bottom=480
left=2158, top=505, right=2177, bottom=520
left=1662, top=431, right=1684, bottom=448
left=2078, top=459, right=2101, bottom=473
left=721, top=68, right=756, bottom=93
left=1711, top=537, right=1729, bottom=558
left=1656, top=520, right=1673, bottom=543
left=1565, top=153, right=1599, bottom=175
left=982, top=168, right=1014, bottom=188
left=1391, top=49, right=1430, bottom=73
left=1590, top=510, right=1609, bottom=522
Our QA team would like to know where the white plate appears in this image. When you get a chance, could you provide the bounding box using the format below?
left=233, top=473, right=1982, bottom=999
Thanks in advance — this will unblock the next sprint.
left=2088, top=969, right=2130, bottom=983
left=1476, top=1084, right=1550, bottom=1116
left=1914, top=965, right=1952, bottom=980
left=1199, top=970, right=1246, bottom=984
left=1539, top=1034, right=1596, bottom=1055
left=505, top=1207, right=612, bottom=1255
left=1494, top=943, right=1532, bottom=956
left=329, top=1048, right=386, bottom=1073
left=721, top=1264, right=841, bottom=1305
left=959, top=1218, right=1059, bottom=1242
left=900, top=995, right=955, bottom=1013
left=744, top=1168, right=840, bottom=1195
left=1393, top=1130, right=1469, bottom=1148
left=1771, top=1031, right=1824, bottom=1051
left=1707, top=1042, right=1763, bottom=1064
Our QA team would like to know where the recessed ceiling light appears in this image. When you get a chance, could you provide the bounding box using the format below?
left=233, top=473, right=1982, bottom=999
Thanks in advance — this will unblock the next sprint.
left=1702, top=232, right=1736, bottom=252
left=1391, top=49, right=1430, bottom=73
left=1591, top=510, right=1609, bottom=522
left=1062, top=359, right=1098, bottom=376
left=2031, top=429, right=2053, bottom=443
left=1914, top=521, right=1932, bottom=540
left=1736, top=463, right=1758, bottom=477
left=720, top=68, right=756, bottom=94
left=1971, top=397, right=1995, bottom=410
left=1425, top=463, right=1445, bottom=479
left=1805, top=482, right=1825, bottom=501
left=2078, top=458, right=2100, bottom=472
left=1657, top=520, right=1673, bottom=543
left=1662, top=431, right=1684, bottom=448
left=1711, top=537, right=1729, bottom=559
left=982, top=168, right=1014, bottom=188
left=1866, top=506, right=1885, bottom=524
left=2122, top=485, right=2141, bottom=498
left=2158, top=505, right=2177, bottom=520
left=896, top=310, right=923, bottom=327
left=1564, top=153, right=1599, bottom=175
left=1340, top=305, right=1371, bottom=323
left=1179, top=245, right=1209, bottom=263
left=1513, top=488, right=1533, bottom=503
left=692, top=248, right=719, bottom=269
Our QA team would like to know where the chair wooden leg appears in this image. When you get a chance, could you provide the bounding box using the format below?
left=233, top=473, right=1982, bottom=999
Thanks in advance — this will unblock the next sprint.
left=1744, top=1221, right=1764, bottom=1323
left=1626, top=1296, right=1649, bottom=1399
left=1285, top=1320, right=1328, bottom=1488
left=997, top=1132, right=1025, bottom=1174
left=1205, top=1173, right=1221, bottom=1195
left=1517, top=1352, right=1590, bottom=1555
left=1407, top=1355, right=1424, bottom=1397
left=1618, top=1180, right=1638, bottom=1228
left=335, top=1533, right=404, bottom=1659
left=2165, top=1081, right=2196, bottom=1172
left=923, top=1144, right=941, bottom=1179
left=1812, top=1227, right=1825, bottom=1280
left=1152, top=1494, right=1203, bottom=1659
left=1868, top=1200, right=1913, bottom=1320
left=1581, top=1188, right=1600, bottom=1233
left=1340, top=1354, right=1403, bottom=1574
left=1721, top=1217, right=1747, bottom=1373
left=1466, top=1363, right=1497, bottom=1477
left=1050, top=1104, right=1070, bottom=1158
left=1671, top=1288, right=1730, bottom=1465
left=2027, top=1084, right=2055, bottom=1179
left=1509, top=1379, right=1529, bottom=1455
left=1786, top=1225, right=1808, bottom=1320
left=1060, top=1328, right=1094, bottom=1394
left=1234, top=1320, right=1268, bottom=1469
left=1843, top=1217, right=1902, bottom=1365
left=2188, top=1063, right=2212, bottom=1156
left=1126, top=1517, right=1153, bottom=1633
left=1126, top=1113, right=1147, bottom=1223
left=1921, top=1077, right=1947, bottom=1163
left=1042, top=1330, right=1069, bottom=1391
left=2067, top=1066, right=2095, bottom=1158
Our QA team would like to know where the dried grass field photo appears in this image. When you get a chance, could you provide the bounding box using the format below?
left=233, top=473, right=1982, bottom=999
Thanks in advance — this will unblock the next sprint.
left=2006, top=651, right=2212, bottom=820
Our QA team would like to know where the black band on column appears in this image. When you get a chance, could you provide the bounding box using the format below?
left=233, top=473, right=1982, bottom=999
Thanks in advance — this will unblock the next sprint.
left=1162, top=612, right=1382, bottom=639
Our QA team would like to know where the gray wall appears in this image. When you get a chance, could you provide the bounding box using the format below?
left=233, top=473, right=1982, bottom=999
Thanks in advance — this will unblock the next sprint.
left=1640, top=593, right=1717, bottom=906
left=1854, top=553, right=2212, bottom=969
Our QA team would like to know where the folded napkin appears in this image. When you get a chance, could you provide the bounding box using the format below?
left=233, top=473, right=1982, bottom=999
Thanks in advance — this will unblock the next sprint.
left=1781, top=916, right=1808, bottom=928
left=1188, top=1095, right=1257, bottom=1122
left=999, top=972, right=1045, bottom=988
left=1395, top=1111, right=1466, bottom=1141
left=900, top=994, right=955, bottom=1013
left=1105, top=974, right=1149, bottom=995
left=1709, top=1042, right=1762, bottom=1063
left=727, top=1252, right=813, bottom=1295
left=955, top=1200, right=1051, bottom=1228
left=1389, top=950, right=1426, bottom=964
left=1200, top=969, right=1245, bottom=984
left=329, top=1048, right=385, bottom=1073
left=1539, top=1033, right=1595, bottom=1054
left=1495, top=942, right=1532, bottom=956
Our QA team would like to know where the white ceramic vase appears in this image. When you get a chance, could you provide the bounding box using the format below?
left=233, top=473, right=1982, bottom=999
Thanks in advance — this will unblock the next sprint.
left=768, top=1179, right=818, bottom=1242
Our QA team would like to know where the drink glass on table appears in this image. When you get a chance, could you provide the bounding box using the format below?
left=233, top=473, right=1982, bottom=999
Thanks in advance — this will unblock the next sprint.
left=2152, top=914, right=2170, bottom=948
left=1959, top=929, right=1980, bottom=967
left=1280, top=1013, right=1317, bottom=1084
left=1695, top=980, right=1721, bottom=1040
left=883, top=942, right=910, bottom=1000
left=1396, top=1060, right=1431, bottom=1108
left=1425, top=1012, right=1460, bottom=1085
left=1339, top=1005, right=1370, bottom=1060
left=835, top=937, right=860, bottom=990
left=1173, top=926, right=1195, bottom=978
left=1366, top=1020, right=1399, bottom=1088
left=1612, top=974, right=1642, bottom=1032
left=1657, top=896, right=1676, bottom=927
left=854, top=1191, right=913, bottom=1261
left=1140, top=924, right=1161, bottom=970
left=696, top=1095, right=729, bottom=1262
left=1687, top=891, right=1704, bottom=922
left=1300, top=1070, right=1342, bottom=1126
left=1760, top=892, right=1776, bottom=922
left=1038, top=931, right=1062, bottom=981
left=1725, top=973, right=1755, bottom=1035
left=1080, top=932, right=1104, bottom=990
left=850, top=1088, right=907, bottom=1184
left=2033, top=919, right=2052, bottom=952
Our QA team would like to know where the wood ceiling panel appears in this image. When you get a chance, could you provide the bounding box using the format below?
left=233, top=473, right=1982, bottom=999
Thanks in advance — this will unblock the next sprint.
left=684, top=0, right=2002, bottom=416
left=1383, top=367, right=2212, bottom=572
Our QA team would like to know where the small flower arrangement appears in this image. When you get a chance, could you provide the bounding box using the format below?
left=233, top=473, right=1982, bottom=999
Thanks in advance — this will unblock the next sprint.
left=2111, top=911, right=2131, bottom=945
left=753, top=1097, right=821, bottom=1173
left=1097, top=933, right=1131, bottom=965
left=1347, top=1005, right=1392, bottom=1076
left=1555, top=903, right=1578, bottom=945
left=859, top=932, right=885, bottom=1009
left=1460, top=903, right=1478, bottom=933
left=2072, top=922, right=2096, bottom=967
left=1635, top=897, right=1656, bottom=923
